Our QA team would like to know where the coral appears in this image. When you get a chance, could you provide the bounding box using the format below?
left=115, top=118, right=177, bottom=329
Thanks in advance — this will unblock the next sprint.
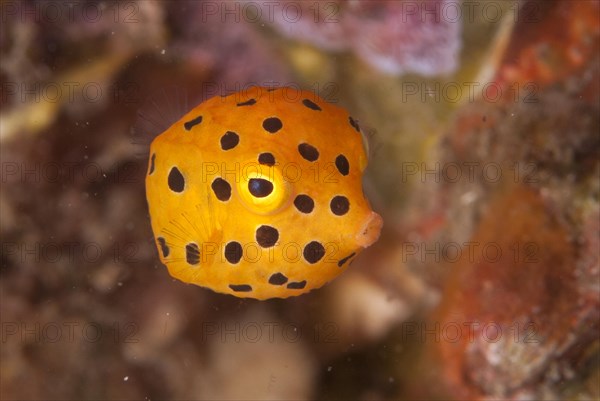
left=405, top=64, right=600, bottom=401
left=496, top=0, right=600, bottom=94
left=432, top=186, right=580, bottom=398
left=259, top=0, right=462, bottom=76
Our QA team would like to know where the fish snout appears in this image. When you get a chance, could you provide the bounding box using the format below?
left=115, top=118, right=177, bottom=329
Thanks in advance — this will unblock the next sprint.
left=355, top=211, right=383, bottom=248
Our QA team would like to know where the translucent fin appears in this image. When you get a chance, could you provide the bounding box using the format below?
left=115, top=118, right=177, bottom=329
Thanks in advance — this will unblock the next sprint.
left=130, top=85, right=191, bottom=159
left=353, top=117, right=380, bottom=162
left=160, top=190, right=223, bottom=282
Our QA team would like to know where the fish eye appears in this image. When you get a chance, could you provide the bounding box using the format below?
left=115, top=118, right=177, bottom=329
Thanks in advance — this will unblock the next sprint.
left=248, top=178, right=274, bottom=198
left=236, top=160, right=290, bottom=215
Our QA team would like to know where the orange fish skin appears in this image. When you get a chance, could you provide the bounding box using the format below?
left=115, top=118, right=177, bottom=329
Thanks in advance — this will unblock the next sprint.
left=145, top=86, right=382, bottom=299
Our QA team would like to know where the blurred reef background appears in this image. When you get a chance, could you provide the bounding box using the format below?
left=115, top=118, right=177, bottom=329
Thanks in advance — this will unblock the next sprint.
left=1, top=1, right=599, bottom=400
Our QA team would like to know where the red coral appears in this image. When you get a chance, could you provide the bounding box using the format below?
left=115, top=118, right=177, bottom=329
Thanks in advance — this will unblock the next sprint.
left=497, top=1, right=600, bottom=99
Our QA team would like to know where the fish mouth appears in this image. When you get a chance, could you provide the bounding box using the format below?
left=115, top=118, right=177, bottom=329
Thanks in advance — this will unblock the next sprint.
left=356, top=211, right=383, bottom=248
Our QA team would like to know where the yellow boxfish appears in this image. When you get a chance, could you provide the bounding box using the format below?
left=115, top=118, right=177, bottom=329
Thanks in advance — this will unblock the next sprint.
left=145, top=86, right=382, bottom=299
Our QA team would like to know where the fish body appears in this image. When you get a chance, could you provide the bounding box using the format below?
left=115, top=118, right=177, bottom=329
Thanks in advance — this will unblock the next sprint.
left=146, top=86, right=382, bottom=299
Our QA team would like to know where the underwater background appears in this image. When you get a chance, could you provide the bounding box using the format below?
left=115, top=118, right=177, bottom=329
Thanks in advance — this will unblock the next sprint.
left=1, top=0, right=599, bottom=399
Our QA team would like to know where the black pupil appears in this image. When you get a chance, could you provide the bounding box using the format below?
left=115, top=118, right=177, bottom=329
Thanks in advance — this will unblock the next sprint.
left=248, top=178, right=274, bottom=198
